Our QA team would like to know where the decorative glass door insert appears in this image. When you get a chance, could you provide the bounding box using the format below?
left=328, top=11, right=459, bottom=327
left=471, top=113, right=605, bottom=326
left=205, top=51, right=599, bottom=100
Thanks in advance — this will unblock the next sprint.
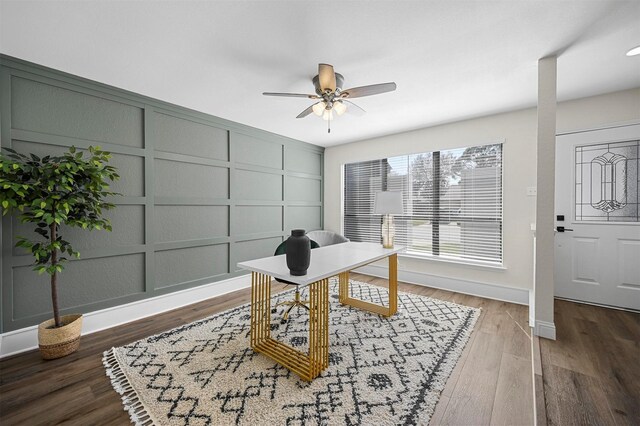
left=575, top=140, right=639, bottom=222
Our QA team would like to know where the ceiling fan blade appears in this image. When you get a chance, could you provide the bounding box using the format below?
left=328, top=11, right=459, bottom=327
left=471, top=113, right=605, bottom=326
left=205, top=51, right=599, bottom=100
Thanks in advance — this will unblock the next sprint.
left=296, top=104, right=317, bottom=119
left=318, top=64, right=336, bottom=92
left=343, top=100, right=366, bottom=116
left=341, top=82, right=396, bottom=98
left=263, top=92, right=318, bottom=99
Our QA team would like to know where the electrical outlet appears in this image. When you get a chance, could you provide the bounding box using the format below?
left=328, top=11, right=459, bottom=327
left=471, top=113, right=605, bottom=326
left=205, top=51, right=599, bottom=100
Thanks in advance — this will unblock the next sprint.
left=527, top=187, right=537, bottom=196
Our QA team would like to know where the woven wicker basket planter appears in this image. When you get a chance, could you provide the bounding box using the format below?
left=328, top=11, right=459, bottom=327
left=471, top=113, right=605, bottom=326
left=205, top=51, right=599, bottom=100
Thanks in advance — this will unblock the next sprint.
left=38, top=314, right=83, bottom=360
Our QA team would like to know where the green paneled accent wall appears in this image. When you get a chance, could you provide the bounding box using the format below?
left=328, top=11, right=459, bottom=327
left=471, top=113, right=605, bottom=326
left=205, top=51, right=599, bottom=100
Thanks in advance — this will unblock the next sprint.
left=0, top=55, right=324, bottom=332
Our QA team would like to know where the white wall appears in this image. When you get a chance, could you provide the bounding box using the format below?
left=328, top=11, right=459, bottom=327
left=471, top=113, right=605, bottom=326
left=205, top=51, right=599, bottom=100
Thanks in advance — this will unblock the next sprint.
left=557, top=88, right=640, bottom=133
left=324, top=88, right=640, bottom=295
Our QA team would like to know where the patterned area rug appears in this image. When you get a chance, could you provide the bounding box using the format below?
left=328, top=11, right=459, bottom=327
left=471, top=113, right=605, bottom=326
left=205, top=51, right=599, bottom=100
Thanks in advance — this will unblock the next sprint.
left=103, top=279, right=480, bottom=425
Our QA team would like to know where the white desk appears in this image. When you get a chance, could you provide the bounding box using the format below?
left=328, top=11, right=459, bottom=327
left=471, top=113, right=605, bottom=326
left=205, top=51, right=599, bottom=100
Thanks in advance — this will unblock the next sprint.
left=237, top=242, right=403, bottom=381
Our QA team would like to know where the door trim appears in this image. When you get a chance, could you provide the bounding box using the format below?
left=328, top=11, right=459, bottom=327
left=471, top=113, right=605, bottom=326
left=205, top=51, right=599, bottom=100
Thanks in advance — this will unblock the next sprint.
left=557, top=120, right=640, bottom=137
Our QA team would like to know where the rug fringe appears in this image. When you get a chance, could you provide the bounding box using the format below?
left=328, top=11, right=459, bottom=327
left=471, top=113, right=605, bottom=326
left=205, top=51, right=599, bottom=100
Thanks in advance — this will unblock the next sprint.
left=102, top=348, right=155, bottom=425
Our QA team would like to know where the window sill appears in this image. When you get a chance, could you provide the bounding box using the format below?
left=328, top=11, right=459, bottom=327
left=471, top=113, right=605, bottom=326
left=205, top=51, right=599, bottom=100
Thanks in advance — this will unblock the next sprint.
left=399, top=251, right=507, bottom=271
left=569, top=221, right=640, bottom=226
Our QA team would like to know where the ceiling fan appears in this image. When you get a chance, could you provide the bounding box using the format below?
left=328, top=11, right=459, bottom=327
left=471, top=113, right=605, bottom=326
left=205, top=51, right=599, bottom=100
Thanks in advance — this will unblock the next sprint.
left=263, top=63, right=396, bottom=133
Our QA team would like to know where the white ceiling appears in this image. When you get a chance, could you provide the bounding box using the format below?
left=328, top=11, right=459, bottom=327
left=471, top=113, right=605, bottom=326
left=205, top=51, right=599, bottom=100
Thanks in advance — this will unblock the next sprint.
left=1, top=1, right=639, bottom=147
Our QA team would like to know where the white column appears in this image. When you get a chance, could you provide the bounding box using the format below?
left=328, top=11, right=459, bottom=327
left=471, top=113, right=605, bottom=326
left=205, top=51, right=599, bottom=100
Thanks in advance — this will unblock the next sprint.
left=533, top=56, right=557, bottom=340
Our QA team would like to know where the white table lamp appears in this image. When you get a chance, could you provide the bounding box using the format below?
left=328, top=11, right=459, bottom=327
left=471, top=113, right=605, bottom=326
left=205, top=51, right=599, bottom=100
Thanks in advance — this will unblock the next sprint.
left=374, top=191, right=403, bottom=248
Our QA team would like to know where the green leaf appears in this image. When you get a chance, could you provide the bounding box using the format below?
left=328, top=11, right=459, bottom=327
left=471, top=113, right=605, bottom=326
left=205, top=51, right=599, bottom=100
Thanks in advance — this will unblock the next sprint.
left=1, top=145, right=120, bottom=278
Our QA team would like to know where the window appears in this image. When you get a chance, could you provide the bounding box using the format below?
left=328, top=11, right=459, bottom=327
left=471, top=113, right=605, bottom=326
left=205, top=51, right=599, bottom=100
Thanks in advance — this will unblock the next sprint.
left=343, top=143, right=503, bottom=264
left=574, top=140, right=639, bottom=222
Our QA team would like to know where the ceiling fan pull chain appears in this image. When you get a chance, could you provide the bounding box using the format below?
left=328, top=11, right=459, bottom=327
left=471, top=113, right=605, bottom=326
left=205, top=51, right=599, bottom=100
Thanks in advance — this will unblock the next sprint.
left=328, top=117, right=331, bottom=133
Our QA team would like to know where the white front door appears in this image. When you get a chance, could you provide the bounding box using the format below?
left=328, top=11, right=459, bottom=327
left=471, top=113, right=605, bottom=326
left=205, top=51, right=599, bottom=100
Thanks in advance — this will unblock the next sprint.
left=555, top=123, right=640, bottom=311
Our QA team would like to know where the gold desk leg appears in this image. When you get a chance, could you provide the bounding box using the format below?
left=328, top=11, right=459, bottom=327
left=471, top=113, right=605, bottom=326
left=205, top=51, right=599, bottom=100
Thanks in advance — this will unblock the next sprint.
left=251, top=272, right=271, bottom=348
left=250, top=272, right=329, bottom=382
left=339, top=271, right=349, bottom=304
left=388, top=253, right=398, bottom=316
left=309, top=278, right=329, bottom=375
left=338, top=253, right=398, bottom=317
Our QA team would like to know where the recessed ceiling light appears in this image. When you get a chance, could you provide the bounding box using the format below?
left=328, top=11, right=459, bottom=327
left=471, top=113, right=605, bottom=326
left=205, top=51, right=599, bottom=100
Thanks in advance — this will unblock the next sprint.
left=626, top=45, right=640, bottom=56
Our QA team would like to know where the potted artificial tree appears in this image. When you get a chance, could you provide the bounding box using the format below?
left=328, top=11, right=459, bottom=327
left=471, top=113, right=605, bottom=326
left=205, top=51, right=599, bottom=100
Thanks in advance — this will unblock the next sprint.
left=0, top=146, right=119, bottom=359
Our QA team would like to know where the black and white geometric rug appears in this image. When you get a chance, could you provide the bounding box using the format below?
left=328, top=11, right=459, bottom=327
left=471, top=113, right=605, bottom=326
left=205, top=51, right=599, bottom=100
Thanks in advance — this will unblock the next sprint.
left=103, top=278, right=480, bottom=425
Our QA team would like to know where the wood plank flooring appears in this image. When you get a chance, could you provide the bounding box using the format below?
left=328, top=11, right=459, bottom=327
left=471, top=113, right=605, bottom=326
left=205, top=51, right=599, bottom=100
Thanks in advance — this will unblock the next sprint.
left=0, top=274, right=533, bottom=425
left=539, top=299, right=640, bottom=426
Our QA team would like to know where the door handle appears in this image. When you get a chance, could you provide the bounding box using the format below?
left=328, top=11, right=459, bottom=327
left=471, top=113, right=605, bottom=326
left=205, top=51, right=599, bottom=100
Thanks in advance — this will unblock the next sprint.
left=556, top=226, right=573, bottom=232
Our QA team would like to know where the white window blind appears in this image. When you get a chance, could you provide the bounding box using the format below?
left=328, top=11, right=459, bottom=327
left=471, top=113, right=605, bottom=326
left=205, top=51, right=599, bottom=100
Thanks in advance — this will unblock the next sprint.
left=343, top=143, right=503, bottom=264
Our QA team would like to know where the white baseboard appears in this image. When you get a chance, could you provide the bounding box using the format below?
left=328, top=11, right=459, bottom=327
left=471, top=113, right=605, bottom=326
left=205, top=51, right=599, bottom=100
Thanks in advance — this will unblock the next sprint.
left=529, top=290, right=535, bottom=327
left=533, top=320, right=556, bottom=340
left=0, top=274, right=252, bottom=359
left=355, top=264, right=530, bottom=305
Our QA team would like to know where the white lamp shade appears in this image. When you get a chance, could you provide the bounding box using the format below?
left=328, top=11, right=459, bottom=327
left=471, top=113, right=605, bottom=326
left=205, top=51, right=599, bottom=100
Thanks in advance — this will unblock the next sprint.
left=374, top=191, right=403, bottom=215
left=312, top=101, right=326, bottom=116
left=333, top=100, right=347, bottom=115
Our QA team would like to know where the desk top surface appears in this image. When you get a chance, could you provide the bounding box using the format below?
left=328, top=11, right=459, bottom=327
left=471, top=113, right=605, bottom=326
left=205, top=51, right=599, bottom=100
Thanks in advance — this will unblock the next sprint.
left=237, top=242, right=403, bottom=286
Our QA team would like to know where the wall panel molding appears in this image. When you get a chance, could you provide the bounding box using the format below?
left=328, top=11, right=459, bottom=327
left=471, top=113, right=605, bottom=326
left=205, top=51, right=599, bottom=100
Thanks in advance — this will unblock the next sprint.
left=0, top=54, right=324, bottom=333
left=0, top=273, right=253, bottom=358
left=1, top=57, right=322, bottom=152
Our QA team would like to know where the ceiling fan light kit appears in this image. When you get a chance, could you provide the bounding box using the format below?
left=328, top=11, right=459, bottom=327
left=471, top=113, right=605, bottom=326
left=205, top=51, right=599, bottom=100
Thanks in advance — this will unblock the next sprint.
left=263, top=63, right=397, bottom=133
left=333, top=100, right=347, bottom=115
left=312, top=102, right=326, bottom=116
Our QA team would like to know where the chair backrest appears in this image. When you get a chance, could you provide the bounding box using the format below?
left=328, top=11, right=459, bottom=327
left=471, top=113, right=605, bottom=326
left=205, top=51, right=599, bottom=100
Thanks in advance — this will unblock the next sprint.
left=306, top=230, right=349, bottom=247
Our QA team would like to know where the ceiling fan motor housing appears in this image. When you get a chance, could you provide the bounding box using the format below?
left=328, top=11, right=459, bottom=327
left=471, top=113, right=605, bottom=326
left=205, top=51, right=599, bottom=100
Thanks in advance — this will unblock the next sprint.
left=313, top=73, right=344, bottom=95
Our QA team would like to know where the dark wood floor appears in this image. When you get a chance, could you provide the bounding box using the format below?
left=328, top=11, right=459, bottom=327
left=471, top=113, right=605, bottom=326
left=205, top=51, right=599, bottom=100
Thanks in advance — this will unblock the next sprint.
left=0, top=274, right=533, bottom=425
left=539, top=299, right=640, bottom=426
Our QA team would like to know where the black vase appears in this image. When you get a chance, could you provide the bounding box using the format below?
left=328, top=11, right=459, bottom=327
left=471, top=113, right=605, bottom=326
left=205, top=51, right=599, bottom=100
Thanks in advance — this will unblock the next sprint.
left=286, top=229, right=311, bottom=276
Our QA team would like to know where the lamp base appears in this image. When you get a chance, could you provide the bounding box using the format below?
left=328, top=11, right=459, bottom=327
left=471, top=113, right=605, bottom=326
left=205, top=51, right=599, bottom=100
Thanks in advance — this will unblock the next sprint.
left=381, top=215, right=395, bottom=249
